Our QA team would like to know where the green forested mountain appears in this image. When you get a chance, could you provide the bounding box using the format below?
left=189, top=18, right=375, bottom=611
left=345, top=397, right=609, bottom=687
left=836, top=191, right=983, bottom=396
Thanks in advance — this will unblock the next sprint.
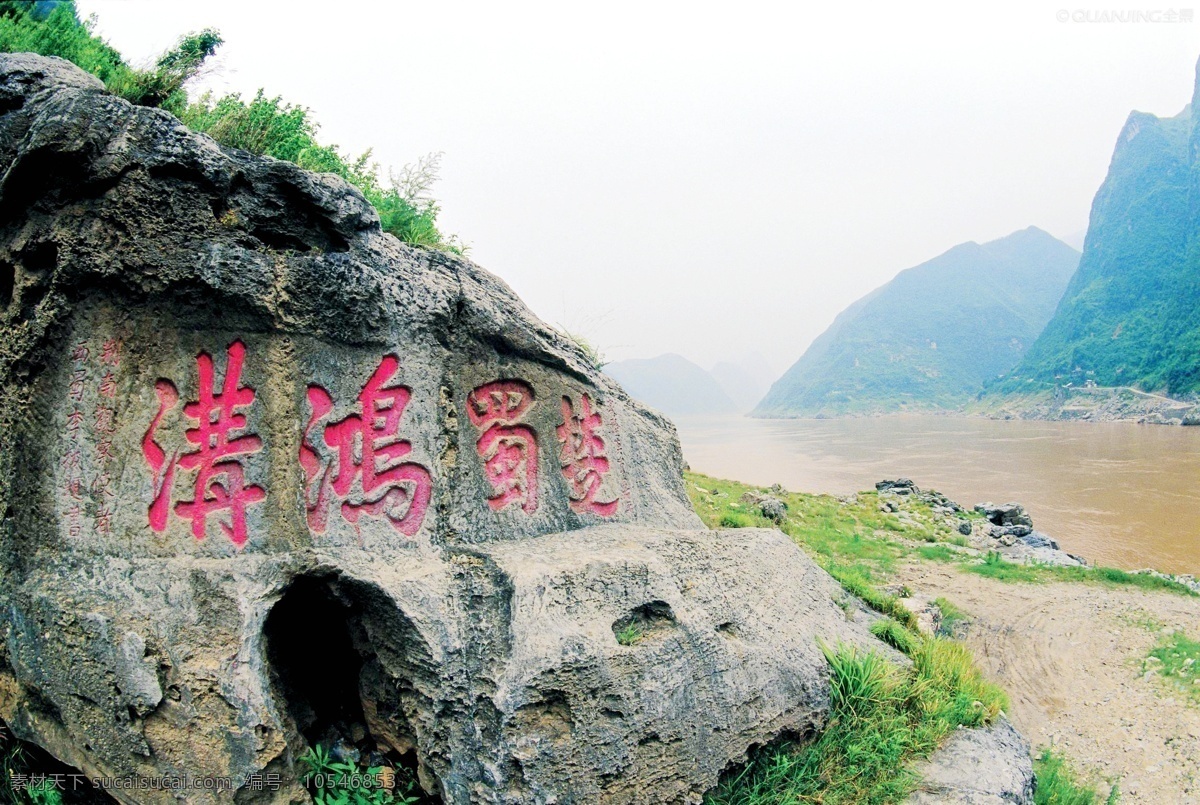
left=993, top=70, right=1200, bottom=396
left=753, top=228, right=1080, bottom=417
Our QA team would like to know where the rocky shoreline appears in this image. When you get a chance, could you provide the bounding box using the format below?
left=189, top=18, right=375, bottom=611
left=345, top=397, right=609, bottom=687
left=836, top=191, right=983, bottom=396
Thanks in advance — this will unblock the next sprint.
left=750, top=385, right=1200, bottom=425
left=970, top=385, right=1200, bottom=426
left=873, top=478, right=1200, bottom=594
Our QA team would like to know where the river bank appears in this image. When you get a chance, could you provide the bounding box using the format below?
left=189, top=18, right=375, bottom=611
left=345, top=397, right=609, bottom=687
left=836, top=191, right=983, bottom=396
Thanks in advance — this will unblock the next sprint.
left=967, top=384, right=1200, bottom=426
left=685, top=470, right=1200, bottom=803
left=674, top=413, right=1200, bottom=574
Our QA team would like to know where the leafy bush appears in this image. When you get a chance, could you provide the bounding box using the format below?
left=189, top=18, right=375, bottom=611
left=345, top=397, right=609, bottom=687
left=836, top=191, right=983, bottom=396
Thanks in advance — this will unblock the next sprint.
left=300, top=744, right=419, bottom=805
left=1, top=721, right=63, bottom=805
left=0, top=1, right=463, bottom=253
left=0, top=1, right=220, bottom=110
left=177, top=92, right=462, bottom=251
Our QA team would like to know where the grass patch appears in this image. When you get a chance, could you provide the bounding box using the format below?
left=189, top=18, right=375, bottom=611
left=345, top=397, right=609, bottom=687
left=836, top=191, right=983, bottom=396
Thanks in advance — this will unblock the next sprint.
left=1143, top=630, right=1200, bottom=704
left=719, top=511, right=756, bottom=529
left=615, top=623, right=644, bottom=646
left=826, top=563, right=920, bottom=631
left=933, top=597, right=969, bottom=637
left=685, top=472, right=981, bottom=632
left=685, top=472, right=951, bottom=584
left=707, top=638, right=1006, bottom=804
left=1033, top=749, right=1118, bottom=804
left=968, top=552, right=1196, bottom=597
left=917, top=544, right=959, bottom=562
left=689, top=472, right=1013, bottom=804
left=870, top=617, right=918, bottom=654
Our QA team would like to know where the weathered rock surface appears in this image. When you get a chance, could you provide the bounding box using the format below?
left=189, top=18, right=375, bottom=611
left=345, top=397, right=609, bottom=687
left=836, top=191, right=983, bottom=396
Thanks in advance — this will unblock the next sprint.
left=975, top=503, right=1033, bottom=529
left=877, top=478, right=918, bottom=495
left=967, top=503, right=1082, bottom=566
left=0, top=54, right=890, bottom=804
left=906, top=716, right=1035, bottom=804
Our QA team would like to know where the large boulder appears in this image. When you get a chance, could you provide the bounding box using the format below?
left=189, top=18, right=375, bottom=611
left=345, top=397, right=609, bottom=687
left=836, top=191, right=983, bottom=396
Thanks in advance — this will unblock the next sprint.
left=0, top=55, right=886, bottom=803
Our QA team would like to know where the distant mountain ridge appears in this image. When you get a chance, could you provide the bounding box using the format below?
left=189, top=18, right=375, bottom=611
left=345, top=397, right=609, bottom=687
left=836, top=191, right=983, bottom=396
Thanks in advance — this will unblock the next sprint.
left=754, top=227, right=1080, bottom=417
left=710, top=355, right=775, bottom=412
left=988, top=61, right=1200, bottom=398
left=605, top=353, right=739, bottom=416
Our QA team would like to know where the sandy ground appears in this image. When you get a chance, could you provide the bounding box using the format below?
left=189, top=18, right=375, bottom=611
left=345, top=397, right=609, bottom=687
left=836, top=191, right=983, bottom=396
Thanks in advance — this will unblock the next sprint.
left=894, top=561, right=1200, bottom=804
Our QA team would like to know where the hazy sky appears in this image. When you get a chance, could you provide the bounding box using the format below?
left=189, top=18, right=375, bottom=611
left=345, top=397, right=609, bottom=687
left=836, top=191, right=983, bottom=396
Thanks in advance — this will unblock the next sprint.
left=77, top=1, right=1200, bottom=376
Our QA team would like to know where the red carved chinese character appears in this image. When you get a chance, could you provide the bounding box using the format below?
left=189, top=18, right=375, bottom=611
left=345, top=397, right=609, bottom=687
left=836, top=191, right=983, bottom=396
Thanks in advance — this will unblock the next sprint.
left=466, top=381, right=539, bottom=513
left=65, top=410, right=85, bottom=434
left=98, top=371, right=117, bottom=399
left=143, top=380, right=179, bottom=533
left=100, top=339, right=120, bottom=367
left=60, top=448, right=82, bottom=473
left=174, top=341, right=265, bottom=546
left=96, top=439, right=115, bottom=462
left=67, top=504, right=83, bottom=538
left=94, top=407, right=116, bottom=435
left=70, top=343, right=89, bottom=363
left=68, top=368, right=86, bottom=403
left=95, top=506, right=113, bottom=536
left=555, top=393, right=618, bottom=517
left=301, top=355, right=432, bottom=536
left=91, top=474, right=114, bottom=500
left=141, top=342, right=265, bottom=547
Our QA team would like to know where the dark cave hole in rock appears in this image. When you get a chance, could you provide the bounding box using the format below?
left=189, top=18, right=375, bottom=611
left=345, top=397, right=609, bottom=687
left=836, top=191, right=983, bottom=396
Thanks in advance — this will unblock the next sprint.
left=264, top=576, right=442, bottom=803
left=612, top=599, right=677, bottom=643
left=264, top=576, right=366, bottom=743
left=21, top=241, right=57, bottom=273
left=0, top=259, right=13, bottom=312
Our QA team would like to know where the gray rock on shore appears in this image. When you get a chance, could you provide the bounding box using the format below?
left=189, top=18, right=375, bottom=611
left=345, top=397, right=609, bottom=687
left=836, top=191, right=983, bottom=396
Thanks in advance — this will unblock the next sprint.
left=906, top=716, right=1035, bottom=804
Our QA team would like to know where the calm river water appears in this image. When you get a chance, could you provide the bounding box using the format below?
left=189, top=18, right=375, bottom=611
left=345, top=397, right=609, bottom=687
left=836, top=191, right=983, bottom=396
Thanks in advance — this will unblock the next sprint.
left=672, top=415, right=1200, bottom=574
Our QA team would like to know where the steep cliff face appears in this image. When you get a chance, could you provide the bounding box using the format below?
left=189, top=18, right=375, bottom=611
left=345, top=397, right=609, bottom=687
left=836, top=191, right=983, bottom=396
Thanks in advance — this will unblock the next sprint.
left=998, top=60, right=1200, bottom=397
left=754, top=228, right=1079, bottom=418
left=0, top=54, right=892, bottom=804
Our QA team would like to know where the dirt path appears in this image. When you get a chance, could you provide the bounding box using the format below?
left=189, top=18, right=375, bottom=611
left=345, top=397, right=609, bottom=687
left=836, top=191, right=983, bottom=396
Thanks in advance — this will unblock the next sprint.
left=894, top=561, right=1200, bottom=803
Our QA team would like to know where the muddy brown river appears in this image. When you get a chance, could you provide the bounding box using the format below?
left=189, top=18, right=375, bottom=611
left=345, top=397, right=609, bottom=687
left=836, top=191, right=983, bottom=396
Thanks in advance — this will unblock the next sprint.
left=673, top=414, right=1200, bottom=574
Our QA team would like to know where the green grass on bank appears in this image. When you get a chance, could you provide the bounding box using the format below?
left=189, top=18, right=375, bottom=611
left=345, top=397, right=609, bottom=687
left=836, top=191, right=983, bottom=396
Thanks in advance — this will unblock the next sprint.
left=969, top=551, right=1196, bottom=597
left=685, top=470, right=1182, bottom=803
left=689, top=473, right=1011, bottom=803
left=932, top=597, right=968, bottom=638
left=684, top=471, right=1196, bottom=599
left=0, top=1, right=463, bottom=253
left=706, top=634, right=1007, bottom=805
left=1033, top=749, right=1119, bottom=805
left=1143, top=630, right=1200, bottom=705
